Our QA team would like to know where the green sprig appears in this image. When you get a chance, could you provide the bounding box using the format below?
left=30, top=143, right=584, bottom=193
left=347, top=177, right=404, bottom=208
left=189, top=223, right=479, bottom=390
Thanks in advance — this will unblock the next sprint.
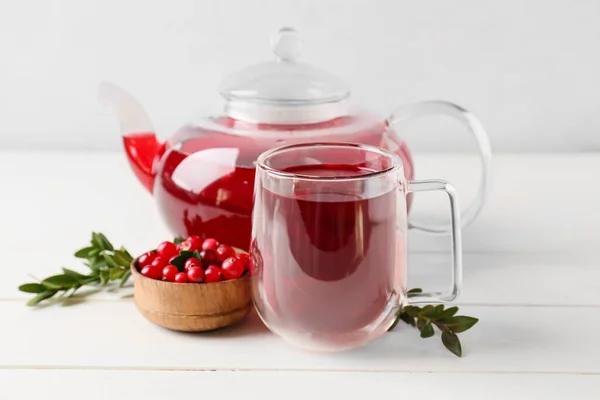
left=18, top=232, right=134, bottom=306
left=388, top=288, right=479, bottom=357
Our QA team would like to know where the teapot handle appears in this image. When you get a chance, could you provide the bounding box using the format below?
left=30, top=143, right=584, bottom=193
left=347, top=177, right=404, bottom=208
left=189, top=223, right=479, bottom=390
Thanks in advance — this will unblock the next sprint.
left=387, top=100, right=492, bottom=234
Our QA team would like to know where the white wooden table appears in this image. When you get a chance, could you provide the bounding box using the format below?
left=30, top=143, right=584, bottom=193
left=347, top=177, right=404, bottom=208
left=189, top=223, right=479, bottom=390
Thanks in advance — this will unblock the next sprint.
left=1, top=151, right=598, bottom=399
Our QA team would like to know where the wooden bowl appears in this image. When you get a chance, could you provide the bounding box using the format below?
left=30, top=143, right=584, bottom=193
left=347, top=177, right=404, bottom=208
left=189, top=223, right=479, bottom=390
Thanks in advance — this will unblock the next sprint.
left=130, top=258, right=252, bottom=332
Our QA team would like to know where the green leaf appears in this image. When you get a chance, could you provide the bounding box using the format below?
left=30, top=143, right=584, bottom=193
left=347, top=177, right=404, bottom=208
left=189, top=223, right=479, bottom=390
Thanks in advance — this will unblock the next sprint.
left=86, top=255, right=107, bottom=276
left=109, top=267, right=126, bottom=280
left=444, top=316, right=479, bottom=333
left=441, top=331, right=462, bottom=357
left=419, top=305, right=435, bottom=317
left=99, top=270, right=109, bottom=286
left=179, top=250, right=195, bottom=258
left=439, top=306, right=459, bottom=319
left=420, top=321, right=435, bottom=338
left=92, top=232, right=114, bottom=251
left=81, top=277, right=99, bottom=286
left=27, top=291, right=57, bottom=306
left=427, top=304, right=446, bottom=320
left=402, top=306, right=420, bottom=318
left=88, top=248, right=101, bottom=258
left=103, top=253, right=120, bottom=269
left=119, top=270, right=131, bottom=288
left=18, top=283, right=46, bottom=294
left=42, top=274, right=79, bottom=290
left=399, top=312, right=416, bottom=327
left=407, top=288, right=423, bottom=294
left=113, top=250, right=133, bottom=267
left=119, top=247, right=133, bottom=259
left=416, top=318, right=426, bottom=332
left=193, top=250, right=202, bottom=259
left=169, top=254, right=191, bottom=271
left=173, top=237, right=184, bottom=245
left=74, top=246, right=95, bottom=259
left=62, top=268, right=90, bottom=281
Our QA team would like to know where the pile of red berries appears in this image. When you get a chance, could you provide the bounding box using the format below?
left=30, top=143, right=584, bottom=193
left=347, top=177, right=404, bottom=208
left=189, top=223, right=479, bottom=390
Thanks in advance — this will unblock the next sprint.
left=136, top=236, right=249, bottom=284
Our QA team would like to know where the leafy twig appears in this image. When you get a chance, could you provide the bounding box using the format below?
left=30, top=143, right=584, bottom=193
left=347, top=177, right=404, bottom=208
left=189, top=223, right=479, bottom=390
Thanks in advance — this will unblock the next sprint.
left=388, top=288, right=478, bottom=357
left=18, top=232, right=134, bottom=306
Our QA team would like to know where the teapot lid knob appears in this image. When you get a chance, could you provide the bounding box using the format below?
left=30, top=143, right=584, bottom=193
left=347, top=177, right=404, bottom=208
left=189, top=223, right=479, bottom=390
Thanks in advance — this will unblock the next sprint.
left=219, top=26, right=350, bottom=116
left=271, top=27, right=302, bottom=62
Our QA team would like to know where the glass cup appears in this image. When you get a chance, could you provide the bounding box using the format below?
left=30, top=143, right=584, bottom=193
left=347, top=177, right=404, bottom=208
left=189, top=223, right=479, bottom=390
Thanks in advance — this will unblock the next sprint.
left=250, top=142, right=462, bottom=351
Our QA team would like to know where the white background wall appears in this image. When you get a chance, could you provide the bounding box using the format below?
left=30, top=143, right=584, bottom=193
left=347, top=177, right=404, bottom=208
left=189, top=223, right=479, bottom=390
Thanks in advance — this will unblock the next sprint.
left=1, top=0, right=599, bottom=153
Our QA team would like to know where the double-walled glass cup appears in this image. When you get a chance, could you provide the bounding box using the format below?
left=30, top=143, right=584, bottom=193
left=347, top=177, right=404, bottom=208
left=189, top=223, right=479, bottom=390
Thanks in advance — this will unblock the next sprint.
left=250, top=143, right=462, bottom=351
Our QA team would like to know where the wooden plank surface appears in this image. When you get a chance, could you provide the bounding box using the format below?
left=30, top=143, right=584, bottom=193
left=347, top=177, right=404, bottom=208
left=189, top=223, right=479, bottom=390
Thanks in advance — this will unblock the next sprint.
left=0, top=370, right=598, bottom=400
left=1, top=301, right=598, bottom=374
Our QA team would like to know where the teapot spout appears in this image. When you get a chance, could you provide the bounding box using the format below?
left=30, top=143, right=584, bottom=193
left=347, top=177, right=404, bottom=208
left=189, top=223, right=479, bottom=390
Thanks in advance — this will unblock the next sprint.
left=98, top=81, right=163, bottom=193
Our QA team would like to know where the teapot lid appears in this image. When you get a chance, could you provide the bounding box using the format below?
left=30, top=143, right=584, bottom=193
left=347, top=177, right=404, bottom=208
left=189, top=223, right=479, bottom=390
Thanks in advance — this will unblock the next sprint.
left=219, top=28, right=351, bottom=123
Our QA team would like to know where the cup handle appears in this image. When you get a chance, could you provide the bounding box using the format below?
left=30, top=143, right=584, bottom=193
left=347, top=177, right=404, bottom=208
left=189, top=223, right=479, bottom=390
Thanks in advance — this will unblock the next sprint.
left=405, top=179, right=463, bottom=304
left=387, top=100, right=492, bottom=234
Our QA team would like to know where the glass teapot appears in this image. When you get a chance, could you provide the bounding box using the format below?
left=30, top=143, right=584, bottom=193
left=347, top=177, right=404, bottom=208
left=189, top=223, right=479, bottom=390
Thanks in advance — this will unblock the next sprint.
left=100, top=27, right=491, bottom=251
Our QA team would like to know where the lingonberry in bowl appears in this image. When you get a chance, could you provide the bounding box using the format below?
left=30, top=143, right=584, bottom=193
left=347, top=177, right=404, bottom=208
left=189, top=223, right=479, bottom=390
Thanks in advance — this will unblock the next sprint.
left=205, top=265, right=222, bottom=283
left=235, top=253, right=250, bottom=272
left=138, top=251, right=156, bottom=268
left=221, top=257, right=245, bottom=280
left=199, top=249, right=217, bottom=268
left=130, top=236, right=251, bottom=332
left=201, top=238, right=219, bottom=252
left=187, top=266, right=205, bottom=283
left=162, top=265, right=178, bottom=282
left=141, top=264, right=162, bottom=280
left=216, top=244, right=236, bottom=263
left=178, top=235, right=202, bottom=252
left=157, top=241, right=178, bottom=259
left=184, top=257, right=202, bottom=272
left=174, top=272, right=189, bottom=283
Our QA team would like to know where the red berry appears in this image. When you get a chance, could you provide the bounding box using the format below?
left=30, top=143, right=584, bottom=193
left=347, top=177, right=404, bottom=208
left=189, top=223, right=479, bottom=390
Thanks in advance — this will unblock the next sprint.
left=236, top=253, right=250, bottom=271
left=157, top=241, right=178, bottom=259
left=199, top=249, right=217, bottom=267
left=141, top=264, right=162, bottom=280
left=221, top=257, right=245, bottom=280
left=174, top=272, right=189, bottom=283
left=187, top=235, right=202, bottom=244
left=205, top=265, right=222, bottom=283
left=202, top=238, right=219, bottom=251
left=179, top=235, right=202, bottom=252
left=150, top=257, right=168, bottom=269
left=162, top=265, right=178, bottom=282
left=216, top=244, right=236, bottom=263
left=138, top=251, right=156, bottom=268
left=187, top=266, right=205, bottom=283
left=184, top=257, right=202, bottom=272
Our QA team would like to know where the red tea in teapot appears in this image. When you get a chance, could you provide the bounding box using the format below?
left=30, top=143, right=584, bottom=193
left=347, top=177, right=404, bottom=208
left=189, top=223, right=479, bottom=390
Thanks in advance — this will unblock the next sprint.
left=124, top=121, right=414, bottom=252
left=253, top=163, right=402, bottom=337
